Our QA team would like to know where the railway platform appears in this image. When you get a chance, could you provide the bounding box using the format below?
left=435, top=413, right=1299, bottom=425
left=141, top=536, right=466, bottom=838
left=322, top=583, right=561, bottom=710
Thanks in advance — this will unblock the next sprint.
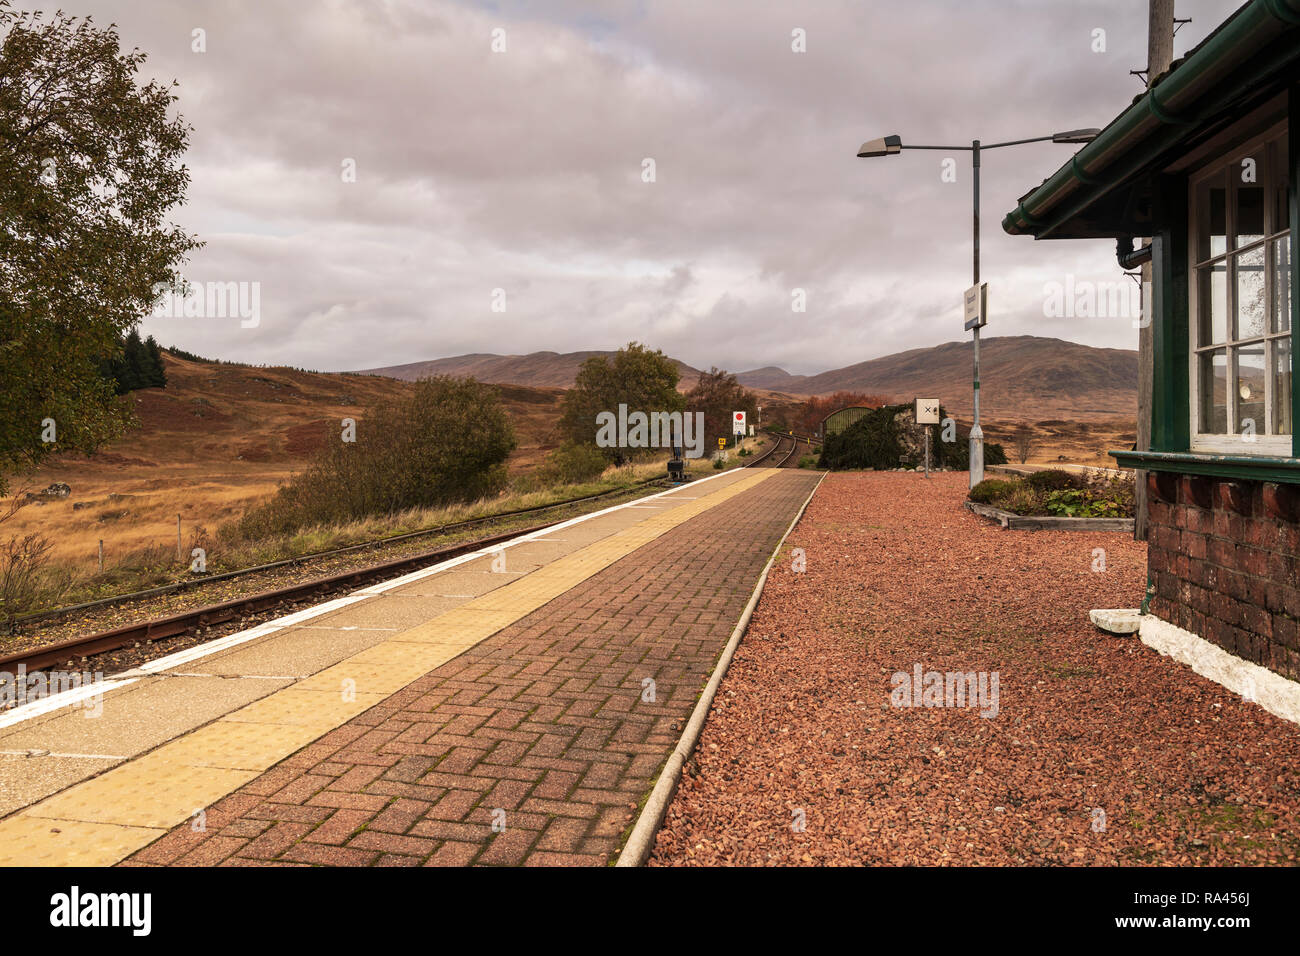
left=0, top=465, right=821, bottom=866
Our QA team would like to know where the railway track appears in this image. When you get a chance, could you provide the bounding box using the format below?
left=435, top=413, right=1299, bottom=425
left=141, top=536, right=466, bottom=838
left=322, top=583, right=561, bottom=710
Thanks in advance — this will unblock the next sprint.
left=0, top=478, right=671, bottom=675
left=748, top=432, right=820, bottom=468
left=2, top=442, right=820, bottom=678
left=20, top=478, right=667, bottom=631
left=744, top=435, right=787, bottom=467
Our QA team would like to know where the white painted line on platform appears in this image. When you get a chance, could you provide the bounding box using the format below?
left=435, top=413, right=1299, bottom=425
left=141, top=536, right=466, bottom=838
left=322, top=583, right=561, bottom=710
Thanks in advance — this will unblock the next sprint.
left=0, top=469, right=751, bottom=729
left=358, top=468, right=740, bottom=596
left=0, top=596, right=373, bottom=730
left=0, top=678, right=138, bottom=731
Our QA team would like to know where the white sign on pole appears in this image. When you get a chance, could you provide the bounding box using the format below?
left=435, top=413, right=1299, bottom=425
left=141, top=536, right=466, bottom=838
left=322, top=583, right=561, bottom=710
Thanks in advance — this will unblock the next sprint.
left=915, top=398, right=940, bottom=425
left=732, top=411, right=747, bottom=435
left=963, top=282, right=988, bottom=331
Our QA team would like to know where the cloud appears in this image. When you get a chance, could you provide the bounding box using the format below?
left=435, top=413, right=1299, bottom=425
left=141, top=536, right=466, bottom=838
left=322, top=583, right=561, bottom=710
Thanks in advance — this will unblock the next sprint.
left=43, top=0, right=1241, bottom=374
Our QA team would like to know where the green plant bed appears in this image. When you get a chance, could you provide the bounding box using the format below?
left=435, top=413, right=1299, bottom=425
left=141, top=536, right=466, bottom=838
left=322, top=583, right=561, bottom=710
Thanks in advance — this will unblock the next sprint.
left=969, top=469, right=1134, bottom=518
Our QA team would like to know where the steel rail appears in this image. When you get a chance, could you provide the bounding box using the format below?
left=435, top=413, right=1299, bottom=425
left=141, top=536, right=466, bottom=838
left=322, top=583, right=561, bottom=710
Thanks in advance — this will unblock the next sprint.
left=15, top=477, right=666, bottom=629
left=6, top=454, right=788, bottom=672
left=0, top=522, right=554, bottom=673
left=777, top=436, right=800, bottom=467
left=743, top=435, right=784, bottom=467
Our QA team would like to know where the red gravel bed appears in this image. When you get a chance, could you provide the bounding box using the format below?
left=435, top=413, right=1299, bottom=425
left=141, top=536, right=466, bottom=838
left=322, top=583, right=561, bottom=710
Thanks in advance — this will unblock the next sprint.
left=649, top=472, right=1300, bottom=866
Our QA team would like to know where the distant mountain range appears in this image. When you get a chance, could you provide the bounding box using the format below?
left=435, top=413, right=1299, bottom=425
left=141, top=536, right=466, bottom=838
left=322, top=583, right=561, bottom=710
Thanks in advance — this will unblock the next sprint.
left=356, top=351, right=701, bottom=390
left=357, top=335, right=1137, bottom=421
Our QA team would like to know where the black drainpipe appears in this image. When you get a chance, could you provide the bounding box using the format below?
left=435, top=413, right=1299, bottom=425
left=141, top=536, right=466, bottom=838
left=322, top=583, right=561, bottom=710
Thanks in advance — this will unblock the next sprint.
left=1117, top=236, right=1153, bottom=269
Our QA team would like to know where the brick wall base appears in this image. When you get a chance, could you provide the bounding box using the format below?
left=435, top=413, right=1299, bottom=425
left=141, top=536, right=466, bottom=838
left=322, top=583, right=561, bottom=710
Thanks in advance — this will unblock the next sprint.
left=1146, top=472, right=1300, bottom=682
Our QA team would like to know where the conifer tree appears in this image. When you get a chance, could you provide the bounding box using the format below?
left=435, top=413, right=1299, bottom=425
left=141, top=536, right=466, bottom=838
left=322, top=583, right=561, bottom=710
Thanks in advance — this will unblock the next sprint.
left=143, top=334, right=166, bottom=387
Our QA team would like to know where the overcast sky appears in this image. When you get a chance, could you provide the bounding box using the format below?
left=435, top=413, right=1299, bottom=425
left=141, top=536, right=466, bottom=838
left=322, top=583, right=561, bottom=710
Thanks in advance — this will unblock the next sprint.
left=44, top=0, right=1242, bottom=375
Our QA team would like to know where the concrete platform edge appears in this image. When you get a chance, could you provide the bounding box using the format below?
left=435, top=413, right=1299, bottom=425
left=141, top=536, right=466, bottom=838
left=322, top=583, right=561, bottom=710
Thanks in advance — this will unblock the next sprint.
left=615, top=471, right=826, bottom=867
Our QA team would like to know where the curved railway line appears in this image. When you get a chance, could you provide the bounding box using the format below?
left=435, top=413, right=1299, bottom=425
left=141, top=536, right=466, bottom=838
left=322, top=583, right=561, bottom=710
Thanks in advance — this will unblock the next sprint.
left=750, top=431, right=821, bottom=468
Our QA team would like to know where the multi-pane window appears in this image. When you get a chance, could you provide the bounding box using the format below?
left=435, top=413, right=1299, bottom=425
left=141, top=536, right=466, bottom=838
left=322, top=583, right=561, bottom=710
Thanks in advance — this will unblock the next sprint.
left=1190, top=124, right=1291, bottom=450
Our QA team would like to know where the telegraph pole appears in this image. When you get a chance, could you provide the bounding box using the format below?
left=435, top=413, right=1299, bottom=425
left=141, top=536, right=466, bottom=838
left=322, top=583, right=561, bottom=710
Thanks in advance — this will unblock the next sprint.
left=1135, top=0, right=1175, bottom=541
left=970, top=138, right=984, bottom=487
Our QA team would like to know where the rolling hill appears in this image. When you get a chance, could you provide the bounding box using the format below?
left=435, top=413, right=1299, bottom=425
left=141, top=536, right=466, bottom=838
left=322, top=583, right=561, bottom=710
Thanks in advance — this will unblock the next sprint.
left=359, top=336, right=1136, bottom=421
left=737, top=336, right=1137, bottom=420
left=359, top=350, right=702, bottom=389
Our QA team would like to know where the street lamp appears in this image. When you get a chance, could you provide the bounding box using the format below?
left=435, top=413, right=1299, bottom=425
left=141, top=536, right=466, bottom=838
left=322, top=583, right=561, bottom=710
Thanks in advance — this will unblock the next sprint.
left=856, top=128, right=1101, bottom=488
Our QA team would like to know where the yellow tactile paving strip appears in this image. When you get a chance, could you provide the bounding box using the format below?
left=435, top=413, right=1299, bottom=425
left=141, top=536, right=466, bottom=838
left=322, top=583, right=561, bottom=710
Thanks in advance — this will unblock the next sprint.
left=0, top=468, right=778, bottom=866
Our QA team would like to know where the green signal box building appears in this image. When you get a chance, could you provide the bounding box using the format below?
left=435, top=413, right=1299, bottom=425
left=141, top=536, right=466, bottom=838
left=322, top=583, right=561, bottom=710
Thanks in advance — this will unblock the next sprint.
left=1004, top=0, right=1300, bottom=691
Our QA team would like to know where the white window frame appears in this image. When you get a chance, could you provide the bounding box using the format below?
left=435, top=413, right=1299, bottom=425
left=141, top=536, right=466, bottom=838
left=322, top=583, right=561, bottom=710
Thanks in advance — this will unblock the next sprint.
left=1187, top=120, right=1291, bottom=456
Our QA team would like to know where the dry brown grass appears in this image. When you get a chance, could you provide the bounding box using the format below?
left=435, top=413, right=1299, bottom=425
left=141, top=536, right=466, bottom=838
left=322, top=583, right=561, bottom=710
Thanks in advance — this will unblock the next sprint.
left=979, top=417, right=1135, bottom=469
left=2, top=353, right=567, bottom=573
left=2, top=421, right=746, bottom=614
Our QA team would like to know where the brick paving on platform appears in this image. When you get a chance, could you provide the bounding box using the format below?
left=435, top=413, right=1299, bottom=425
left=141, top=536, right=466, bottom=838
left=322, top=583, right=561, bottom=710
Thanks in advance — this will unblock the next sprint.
left=123, top=470, right=821, bottom=866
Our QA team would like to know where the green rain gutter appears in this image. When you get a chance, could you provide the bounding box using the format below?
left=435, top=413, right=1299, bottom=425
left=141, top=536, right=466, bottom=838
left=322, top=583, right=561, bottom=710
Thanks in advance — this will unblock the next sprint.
left=1003, top=0, right=1300, bottom=239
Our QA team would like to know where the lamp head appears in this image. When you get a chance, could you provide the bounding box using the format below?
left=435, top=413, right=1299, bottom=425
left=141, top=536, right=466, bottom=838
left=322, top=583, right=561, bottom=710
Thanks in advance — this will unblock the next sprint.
left=1051, top=128, right=1102, bottom=144
left=857, top=134, right=902, bottom=158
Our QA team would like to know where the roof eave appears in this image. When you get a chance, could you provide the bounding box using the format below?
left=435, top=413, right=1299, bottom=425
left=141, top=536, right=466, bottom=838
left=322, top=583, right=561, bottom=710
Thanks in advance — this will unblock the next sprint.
left=1003, top=0, right=1300, bottom=240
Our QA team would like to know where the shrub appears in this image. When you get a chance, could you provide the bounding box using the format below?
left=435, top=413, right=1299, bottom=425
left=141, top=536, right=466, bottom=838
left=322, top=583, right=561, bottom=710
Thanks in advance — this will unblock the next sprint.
left=819, top=403, right=1008, bottom=471
left=232, top=376, right=516, bottom=538
left=1043, top=488, right=1128, bottom=518
left=818, top=405, right=904, bottom=470
left=1025, top=469, right=1082, bottom=492
left=535, top=442, right=609, bottom=486
left=968, top=479, right=1017, bottom=504
left=1044, top=489, right=1088, bottom=517
left=0, top=533, right=55, bottom=629
left=1003, top=485, right=1043, bottom=516
left=1080, top=471, right=1136, bottom=515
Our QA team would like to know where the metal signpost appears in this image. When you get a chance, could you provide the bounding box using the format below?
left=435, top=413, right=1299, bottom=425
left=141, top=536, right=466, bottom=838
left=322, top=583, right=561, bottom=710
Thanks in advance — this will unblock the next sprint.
left=732, top=411, right=746, bottom=448
left=915, top=397, right=940, bottom=479
left=963, top=282, right=988, bottom=487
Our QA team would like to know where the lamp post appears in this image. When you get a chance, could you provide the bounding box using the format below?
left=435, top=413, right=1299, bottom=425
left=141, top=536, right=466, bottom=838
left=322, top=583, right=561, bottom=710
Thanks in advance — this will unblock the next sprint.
left=856, top=129, right=1100, bottom=488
